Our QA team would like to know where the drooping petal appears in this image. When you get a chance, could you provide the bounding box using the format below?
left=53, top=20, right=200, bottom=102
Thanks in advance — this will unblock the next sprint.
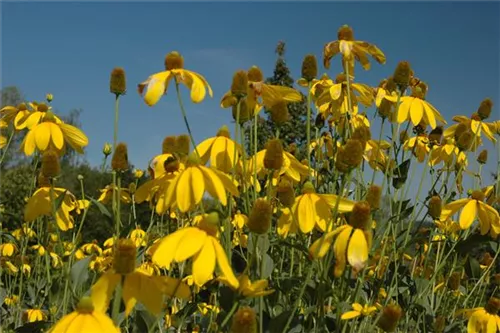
left=441, top=198, right=470, bottom=219
left=199, top=166, right=227, bottom=206
left=341, top=311, right=361, bottom=320
left=174, top=227, right=207, bottom=262
left=151, top=228, right=190, bottom=269
left=59, top=123, right=88, bottom=153
left=139, top=71, right=172, bottom=106
left=212, top=237, right=239, bottom=289
left=334, top=227, right=352, bottom=277
left=90, top=272, right=121, bottom=313
left=34, top=123, right=51, bottom=151
left=347, top=229, right=368, bottom=271
left=296, top=195, right=315, bottom=234
left=459, top=200, right=478, bottom=230
left=192, top=237, right=216, bottom=286
left=410, top=98, right=424, bottom=126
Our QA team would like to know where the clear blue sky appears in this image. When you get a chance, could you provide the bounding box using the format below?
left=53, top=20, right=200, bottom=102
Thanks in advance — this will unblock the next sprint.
left=2, top=1, right=499, bottom=181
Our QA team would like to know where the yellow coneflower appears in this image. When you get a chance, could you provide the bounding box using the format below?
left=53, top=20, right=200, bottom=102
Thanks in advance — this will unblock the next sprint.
left=251, top=148, right=310, bottom=184
left=444, top=114, right=496, bottom=144
left=0, top=102, right=30, bottom=127
left=130, top=227, right=147, bottom=247
left=91, top=239, right=190, bottom=316
left=195, top=126, right=242, bottom=173
left=403, top=134, right=430, bottom=163
left=323, top=25, right=386, bottom=71
left=219, top=274, right=275, bottom=298
left=150, top=213, right=240, bottom=288
left=0, top=243, right=16, bottom=257
left=384, top=94, right=446, bottom=129
left=341, top=302, right=378, bottom=320
left=23, top=308, right=47, bottom=323
left=97, top=184, right=132, bottom=204
left=48, top=297, right=119, bottom=333
left=162, top=153, right=239, bottom=213
left=293, top=182, right=355, bottom=234
left=20, top=116, right=89, bottom=156
left=24, top=187, right=79, bottom=231
left=458, top=297, right=500, bottom=333
left=441, top=190, right=500, bottom=236
left=230, top=306, right=257, bottom=333
left=138, top=51, right=213, bottom=106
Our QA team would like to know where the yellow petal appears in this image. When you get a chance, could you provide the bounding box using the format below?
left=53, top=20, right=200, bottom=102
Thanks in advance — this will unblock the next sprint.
left=459, top=200, right=477, bottom=230
left=296, top=195, right=315, bottom=234
left=151, top=228, right=190, bottom=269
left=50, top=123, right=64, bottom=150
left=397, top=98, right=410, bottom=124
left=140, top=71, right=171, bottom=106
left=192, top=237, right=216, bottom=286
left=34, top=123, right=51, bottom=151
left=341, top=311, right=361, bottom=320
left=347, top=229, right=368, bottom=271
left=174, top=227, right=207, bottom=262
left=59, top=123, right=88, bottom=153
left=176, top=169, right=194, bottom=212
left=410, top=98, right=423, bottom=126
left=212, top=237, right=239, bottom=289
left=90, top=272, right=121, bottom=313
left=199, top=166, right=227, bottom=206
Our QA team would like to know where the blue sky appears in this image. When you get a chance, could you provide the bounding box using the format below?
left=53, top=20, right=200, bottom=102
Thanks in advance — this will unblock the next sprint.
left=1, top=1, right=499, bottom=186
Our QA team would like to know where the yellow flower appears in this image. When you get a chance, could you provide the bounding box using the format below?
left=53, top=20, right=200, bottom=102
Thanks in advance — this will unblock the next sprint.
left=97, top=184, right=132, bottom=204
left=20, top=116, right=88, bottom=156
left=277, top=207, right=298, bottom=238
left=341, top=302, right=378, bottom=320
left=232, top=212, right=248, bottom=229
left=24, top=187, right=78, bottom=231
left=150, top=215, right=239, bottom=289
left=47, top=297, right=119, bottom=333
left=12, top=223, right=36, bottom=240
left=162, top=155, right=239, bottom=213
left=138, top=51, right=213, bottom=106
left=403, top=134, right=430, bottom=163
left=314, top=74, right=374, bottom=115
left=198, top=302, right=221, bottom=316
left=292, top=183, right=355, bottom=234
left=3, top=295, right=19, bottom=307
left=384, top=95, right=446, bottom=129
left=81, top=242, right=103, bottom=256
left=31, top=244, right=46, bottom=256
left=429, top=138, right=466, bottom=167
left=435, top=218, right=461, bottom=241
left=309, top=224, right=371, bottom=277
left=0, top=103, right=31, bottom=127
left=134, top=168, right=144, bottom=179
left=130, top=227, right=147, bottom=247
left=221, top=274, right=275, bottom=298
left=0, top=243, right=16, bottom=257
left=50, top=252, right=63, bottom=268
left=251, top=149, right=310, bottom=184
left=458, top=297, right=500, bottom=333
left=91, top=239, right=190, bottom=316
left=364, top=139, right=392, bottom=171
left=323, top=25, right=386, bottom=71
left=441, top=190, right=500, bottom=236
left=445, top=115, right=496, bottom=143
left=196, top=126, right=242, bottom=173
left=23, top=308, right=47, bottom=323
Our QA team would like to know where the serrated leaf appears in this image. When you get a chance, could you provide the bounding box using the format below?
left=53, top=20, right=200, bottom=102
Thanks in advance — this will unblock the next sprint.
left=262, top=254, right=274, bottom=279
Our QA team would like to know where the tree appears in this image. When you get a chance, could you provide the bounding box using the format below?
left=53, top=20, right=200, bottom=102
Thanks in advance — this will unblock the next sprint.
left=252, top=41, right=312, bottom=159
left=1, top=86, right=26, bottom=168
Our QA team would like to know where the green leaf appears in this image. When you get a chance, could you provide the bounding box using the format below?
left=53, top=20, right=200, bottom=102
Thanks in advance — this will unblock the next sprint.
left=262, top=254, right=274, bottom=279
left=71, top=256, right=91, bottom=291
left=248, top=234, right=270, bottom=254
left=88, top=196, right=112, bottom=219
left=465, top=257, right=481, bottom=280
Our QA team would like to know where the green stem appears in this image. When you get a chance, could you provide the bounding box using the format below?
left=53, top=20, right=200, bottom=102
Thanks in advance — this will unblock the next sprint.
left=175, top=81, right=199, bottom=157
left=0, top=129, right=15, bottom=166
left=306, top=82, right=312, bottom=179
left=113, top=95, right=120, bottom=151
left=221, top=301, right=239, bottom=328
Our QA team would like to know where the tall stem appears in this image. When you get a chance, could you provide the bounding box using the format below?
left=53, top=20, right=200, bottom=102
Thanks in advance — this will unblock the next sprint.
left=175, top=81, right=199, bottom=157
left=306, top=82, right=312, bottom=179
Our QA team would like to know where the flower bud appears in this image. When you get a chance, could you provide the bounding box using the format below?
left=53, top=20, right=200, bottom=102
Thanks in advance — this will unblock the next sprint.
left=301, top=54, right=318, bottom=82
left=428, top=195, right=442, bottom=220
left=270, top=101, right=289, bottom=125
left=477, top=149, right=488, bottom=164
left=162, top=136, right=177, bottom=154
left=230, top=306, right=257, bottom=333
left=247, top=198, right=273, bottom=234
left=337, top=25, right=354, bottom=41
left=248, top=66, right=264, bottom=82
left=110, top=67, right=127, bottom=96
left=434, top=316, right=446, bottom=333
left=335, top=139, right=364, bottom=173
left=102, top=143, right=112, bottom=157
left=428, top=126, right=443, bottom=144
left=377, top=304, right=403, bottom=332
left=41, top=150, right=60, bottom=179
left=277, top=179, right=295, bottom=208
left=216, top=125, right=231, bottom=138
left=175, top=135, right=191, bottom=156
left=111, top=142, right=129, bottom=172
left=477, top=98, right=493, bottom=120
left=392, top=61, right=411, bottom=92
left=164, top=51, right=184, bottom=70
left=113, top=239, right=137, bottom=275
left=454, top=123, right=468, bottom=141
left=351, top=126, right=371, bottom=150
left=46, top=93, right=53, bottom=103
left=264, top=139, right=284, bottom=170
left=456, top=131, right=474, bottom=151
left=378, top=99, right=393, bottom=119
left=349, top=201, right=371, bottom=229
left=77, top=174, right=84, bottom=181
left=231, top=70, right=248, bottom=98
left=76, top=296, right=95, bottom=314
left=365, top=185, right=382, bottom=210
left=447, top=272, right=461, bottom=291
left=486, top=297, right=500, bottom=314
left=232, top=100, right=250, bottom=124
